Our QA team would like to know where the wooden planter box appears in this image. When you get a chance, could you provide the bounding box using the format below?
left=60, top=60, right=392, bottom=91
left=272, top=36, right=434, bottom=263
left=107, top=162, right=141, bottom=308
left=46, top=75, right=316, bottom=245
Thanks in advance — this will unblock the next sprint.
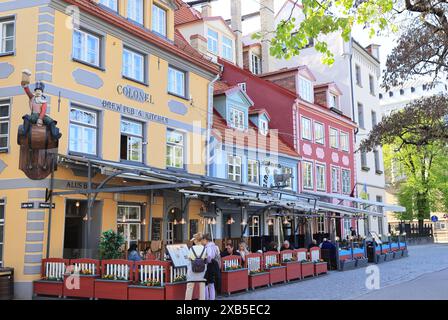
left=339, top=259, right=356, bottom=271
left=282, top=261, right=301, bottom=281
left=63, top=275, right=98, bottom=299
left=376, top=254, right=386, bottom=264
left=314, top=262, right=328, bottom=275
left=165, top=282, right=187, bottom=300
left=221, top=268, right=249, bottom=295
left=94, top=279, right=130, bottom=300
left=248, top=272, right=269, bottom=290
left=267, top=266, right=286, bottom=285
left=384, top=252, right=394, bottom=261
left=128, top=285, right=165, bottom=300
left=402, top=249, right=409, bottom=257
left=355, top=257, right=369, bottom=268
left=300, top=262, right=314, bottom=278
left=393, top=251, right=402, bottom=259
left=33, top=280, right=64, bottom=297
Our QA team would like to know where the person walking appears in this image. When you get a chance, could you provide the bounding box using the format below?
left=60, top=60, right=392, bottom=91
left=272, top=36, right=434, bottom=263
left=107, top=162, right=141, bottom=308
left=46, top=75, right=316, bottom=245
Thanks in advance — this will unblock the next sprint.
left=202, top=233, right=220, bottom=300
left=185, top=233, right=207, bottom=300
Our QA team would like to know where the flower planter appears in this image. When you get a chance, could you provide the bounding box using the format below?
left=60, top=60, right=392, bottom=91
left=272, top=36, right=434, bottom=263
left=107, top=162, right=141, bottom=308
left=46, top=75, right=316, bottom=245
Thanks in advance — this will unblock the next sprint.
left=63, top=274, right=98, bottom=299
left=267, top=266, right=286, bottom=285
left=282, top=261, right=301, bottom=281
left=128, top=285, right=165, bottom=300
left=165, top=281, right=187, bottom=300
left=355, top=257, right=368, bottom=268
left=221, top=268, right=249, bottom=295
left=376, top=254, right=386, bottom=264
left=248, top=272, right=270, bottom=290
left=392, top=251, right=402, bottom=259
left=339, top=259, right=356, bottom=271
left=384, top=252, right=394, bottom=261
left=94, top=279, right=130, bottom=300
left=33, top=279, right=64, bottom=298
left=300, top=262, right=314, bottom=278
left=314, top=262, right=328, bottom=275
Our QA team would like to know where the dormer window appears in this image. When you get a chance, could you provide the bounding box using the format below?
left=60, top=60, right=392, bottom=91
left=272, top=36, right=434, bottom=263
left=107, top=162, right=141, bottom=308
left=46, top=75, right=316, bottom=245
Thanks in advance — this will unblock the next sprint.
left=299, top=78, right=313, bottom=103
left=229, top=107, right=245, bottom=130
left=259, top=119, right=268, bottom=136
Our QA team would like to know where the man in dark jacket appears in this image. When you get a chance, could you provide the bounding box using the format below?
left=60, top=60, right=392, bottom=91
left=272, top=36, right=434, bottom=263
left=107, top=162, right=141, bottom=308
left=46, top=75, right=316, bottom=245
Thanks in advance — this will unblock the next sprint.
left=220, top=241, right=241, bottom=258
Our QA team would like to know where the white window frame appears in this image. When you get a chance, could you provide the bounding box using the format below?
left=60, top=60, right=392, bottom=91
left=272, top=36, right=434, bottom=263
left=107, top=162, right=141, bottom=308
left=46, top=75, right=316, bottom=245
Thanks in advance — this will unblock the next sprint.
left=168, top=66, right=186, bottom=97
left=340, top=131, right=349, bottom=152
left=120, top=118, right=144, bottom=163
left=342, top=169, right=351, bottom=194
left=282, top=166, right=293, bottom=190
left=358, top=103, right=365, bottom=129
left=222, top=35, right=233, bottom=61
left=314, top=121, right=324, bottom=145
left=329, top=127, right=339, bottom=149
left=117, top=204, right=142, bottom=247
left=301, top=116, right=312, bottom=141
left=238, top=82, right=246, bottom=92
left=207, top=28, right=218, bottom=55
left=344, top=218, right=352, bottom=238
left=127, top=0, right=144, bottom=24
left=259, top=119, right=268, bottom=136
left=315, top=163, right=326, bottom=191
left=99, top=0, right=118, bottom=11
left=122, top=47, right=145, bottom=83
left=72, top=28, right=101, bottom=67
left=166, top=129, right=185, bottom=169
left=302, top=161, right=313, bottom=190
left=0, top=199, right=4, bottom=267
left=331, top=166, right=340, bottom=193
left=229, top=107, right=245, bottom=130
left=299, top=77, right=313, bottom=103
left=317, top=216, right=325, bottom=233
left=227, top=155, right=242, bottom=182
left=0, top=18, right=15, bottom=54
left=247, top=159, right=259, bottom=185
left=152, top=4, right=167, bottom=37
left=251, top=53, right=261, bottom=75
left=69, top=106, right=98, bottom=156
left=249, top=215, right=260, bottom=237
left=355, top=64, right=362, bottom=86
left=0, top=100, right=10, bottom=152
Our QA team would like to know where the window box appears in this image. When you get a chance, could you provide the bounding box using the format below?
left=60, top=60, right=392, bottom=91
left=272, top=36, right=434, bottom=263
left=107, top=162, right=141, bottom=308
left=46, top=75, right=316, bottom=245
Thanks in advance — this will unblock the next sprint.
left=300, top=261, right=314, bottom=278
left=314, top=261, right=328, bottom=275
left=248, top=271, right=270, bottom=290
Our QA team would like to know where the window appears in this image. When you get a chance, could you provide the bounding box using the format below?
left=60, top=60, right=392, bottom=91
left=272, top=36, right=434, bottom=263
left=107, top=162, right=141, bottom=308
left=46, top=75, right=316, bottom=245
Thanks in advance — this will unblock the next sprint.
left=340, top=131, right=349, bottom=152
left=369, top=74, right=375, bottom=95
left=207, top=29, right=218, bottom=54
left=259, top=119, right=268, bottom=136
left=317, top=217, right=325, bottom=233
left=411, top=87, right=415, bottom=93
left=371, top=111, right=377, bottom=127
left=301, top=117, right=312, bottom=140
left=127, top=0, right=144, bottom=24
left=229, top=108, right=245, bottom=130
left=120, top=118, right=143, bottom=162
left=302, top=161, right=313, bottom=189
left=316, top=164, right=326, bottom=191
left=344, top=218, right=351, bottom=238
left=299, top=78, right=313, bottom=102
left=69, top=107, right=98, bottom=155
left=361, top=151, right=368, bottom=169
left=357, top=103, right=364, bottom=129
left=400, top=89, right=404, bottom=95
left=314, top=122, right=324, bottom=145
left=222, top=36, right=233, bottom=61
left=355, top=65, right=361, bottom=86
left=0, top=18, right=14, bottom=54
left=249, top=216, right=260, bottom=237
left=330, top=128, right=339, bottom=149
left=342, top=169, right=351, bottom=194
left=238, top=83, right=246, bottom=92
left=99, top=0, right=118, bottom=11
left=227, top=155, right=242, bottom=182
left=122, top=47, right=145, bottom=83
left=329, top=94, right=338, bottom=109
left=331, top=167, right=340, bottom=193
left=247, top=159, right=259, bottom=185
left=168, top=66, right=186, bottom=97
left=117, top=205, right=141, bottom=247
left=0, top=100, right=10, bottom=152
left=376, top=195, right=383, bottom=214
left=0, top=199, right=4, bottom=267
left=72, top=29, right=101, bottom=67
left=374, top=149, right=382, bottom=173
left=251, top=53, right=261, bottom=75
left=379, top=93, right=383, bottom=99
left=389, top=91, right=393, bottom=97
left=282, top=166, right=293, bottom=189
left=166, top=129, right=184, bottom=169
left=152, top=4, right=167, bottom=36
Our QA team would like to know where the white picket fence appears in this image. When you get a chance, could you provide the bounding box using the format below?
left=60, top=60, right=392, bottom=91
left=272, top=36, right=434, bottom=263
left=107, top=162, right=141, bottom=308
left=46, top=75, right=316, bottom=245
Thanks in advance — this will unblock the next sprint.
left=264, top=255, right=278, bottom=268
left=45, top=262, right=66, bottom=280
left=247, top=256, right=261, bottom=274
left=72, top=262, right=96, bottom=275
left=170, top=266, right=187, bottom=283
left=138, top=264, right=165, bottom=285
left=310, top=250, right=320, bottom=262
left=223, top=258, right=240, bottom=270
left=296, top=251, right=307, bottom=261
left=104, top=263, right=130, bottom=280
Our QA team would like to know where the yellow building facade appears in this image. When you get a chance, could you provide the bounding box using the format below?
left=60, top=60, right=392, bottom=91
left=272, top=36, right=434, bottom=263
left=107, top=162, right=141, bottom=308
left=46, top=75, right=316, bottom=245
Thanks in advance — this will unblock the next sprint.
left=0, top=0, right=219, bottom=298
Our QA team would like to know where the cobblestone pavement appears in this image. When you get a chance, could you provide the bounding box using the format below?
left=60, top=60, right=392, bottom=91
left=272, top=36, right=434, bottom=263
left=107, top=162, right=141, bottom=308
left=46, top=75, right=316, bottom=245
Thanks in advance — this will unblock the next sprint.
left=219, top=244, right=448, bottom=300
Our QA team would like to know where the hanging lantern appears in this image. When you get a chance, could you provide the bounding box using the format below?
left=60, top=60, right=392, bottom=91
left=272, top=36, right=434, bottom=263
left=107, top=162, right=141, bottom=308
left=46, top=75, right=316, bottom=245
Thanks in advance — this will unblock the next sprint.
left=75, top=201, right=80, bottom=208
left=121, top=215, right=126, bottom=223
left=141, top=219, right=146, bottom=225
left=211, top=218, right=217, bottom=225
left=83, top=214, right=88, bottom=221
left=174, top=219, right=178, bottom=225
left=241, top=219, right=247, bottom=226
left=267, top=219, right=274, bottom=226
left=180, top=218, right=186, bottom=225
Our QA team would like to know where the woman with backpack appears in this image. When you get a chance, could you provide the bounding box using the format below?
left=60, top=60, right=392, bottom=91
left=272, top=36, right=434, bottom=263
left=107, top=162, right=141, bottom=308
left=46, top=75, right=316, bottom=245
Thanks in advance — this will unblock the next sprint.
left=185, top=232, right=207, bottom=300
left=202, top=233, right=221, bottom=300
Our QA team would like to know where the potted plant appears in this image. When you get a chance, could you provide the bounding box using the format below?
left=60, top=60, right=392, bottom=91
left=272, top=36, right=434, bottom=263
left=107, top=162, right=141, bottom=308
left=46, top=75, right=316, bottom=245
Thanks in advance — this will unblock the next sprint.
left=94, top=260, right=132, bottom=300
left=314, top=259, right=328, bottom=275
left=128, top=261, right=169, bottom=300
left=281, top=252, right=301, bottom=281
left=246, top=254, right=270, bottom=290
left=128, top=279, right=165, bottom=300
left=63, top=258, right=100, bottom=299
left=33, top=258, right=69, bottom=298
left=265, top=262, right=286, bottom=285
left=221, top=256, right=249, bottom=296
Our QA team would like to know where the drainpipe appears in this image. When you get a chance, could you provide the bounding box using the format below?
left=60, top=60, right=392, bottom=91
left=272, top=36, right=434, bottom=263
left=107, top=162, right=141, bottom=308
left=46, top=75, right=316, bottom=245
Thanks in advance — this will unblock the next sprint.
left=206, top=65, right=222, bottom=176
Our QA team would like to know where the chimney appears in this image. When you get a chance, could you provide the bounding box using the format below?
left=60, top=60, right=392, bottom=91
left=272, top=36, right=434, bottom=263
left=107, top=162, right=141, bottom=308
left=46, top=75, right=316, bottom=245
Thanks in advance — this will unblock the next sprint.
left=366, top=44, right=381, bottom=60
left=201, top=2, right=212, bottom=17
left=260, top=0, right=274, bottom=74
left=190, top=34, right=208, bottom=55
left=231, top=0, right=243, bottom=68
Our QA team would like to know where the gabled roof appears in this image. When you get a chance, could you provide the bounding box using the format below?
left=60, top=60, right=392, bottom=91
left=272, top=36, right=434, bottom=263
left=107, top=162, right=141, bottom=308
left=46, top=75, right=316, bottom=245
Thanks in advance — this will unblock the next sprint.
left=314, top=82, right=343, bottom=96
left=249, top=108, right=271, bottom=122
left=213, top=80, right=254, bottom=107
left=174, top=0, right=202, bottom=25
left=259, top=66, right=316, bottom=82
left=212, top=111, right=299, bottom=158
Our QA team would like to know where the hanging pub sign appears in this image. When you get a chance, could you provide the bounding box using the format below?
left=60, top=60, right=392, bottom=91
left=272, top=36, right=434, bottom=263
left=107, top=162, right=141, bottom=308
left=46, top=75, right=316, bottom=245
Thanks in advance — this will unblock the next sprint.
left=261, top=160, right=292, bottom=189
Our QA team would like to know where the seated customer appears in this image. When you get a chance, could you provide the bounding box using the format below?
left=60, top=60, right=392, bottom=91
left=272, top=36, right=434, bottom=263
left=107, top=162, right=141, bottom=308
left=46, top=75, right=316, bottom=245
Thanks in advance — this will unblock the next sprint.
left=221, top=241, right=240, bottom=258
left=127, top=243, right=142, bottom=262
left=280, top=240, right=294, bottom=251
left=307, top=240, right=319, bottom=249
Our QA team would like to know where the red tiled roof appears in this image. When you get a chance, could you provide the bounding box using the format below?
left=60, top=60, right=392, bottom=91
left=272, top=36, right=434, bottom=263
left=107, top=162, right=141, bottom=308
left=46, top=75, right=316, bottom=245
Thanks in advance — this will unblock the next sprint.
left=174, top=0, right=202, bottom=25
left=213, top=80, right=237, bottom=95
left=212, top=111, right=299, bottom=158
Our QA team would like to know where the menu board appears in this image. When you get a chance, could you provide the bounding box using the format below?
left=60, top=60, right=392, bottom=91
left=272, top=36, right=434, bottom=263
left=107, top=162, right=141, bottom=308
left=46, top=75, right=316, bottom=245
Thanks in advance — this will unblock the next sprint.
left=151, top=218, right=162, bottom=241
left=166, top=244, right=190, bottom=267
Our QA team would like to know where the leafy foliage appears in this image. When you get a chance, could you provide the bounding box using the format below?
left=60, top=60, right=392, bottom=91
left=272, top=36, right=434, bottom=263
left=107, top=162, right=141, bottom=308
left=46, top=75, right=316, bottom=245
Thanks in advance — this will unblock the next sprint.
left=99, top=229, right=125, bottom=259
